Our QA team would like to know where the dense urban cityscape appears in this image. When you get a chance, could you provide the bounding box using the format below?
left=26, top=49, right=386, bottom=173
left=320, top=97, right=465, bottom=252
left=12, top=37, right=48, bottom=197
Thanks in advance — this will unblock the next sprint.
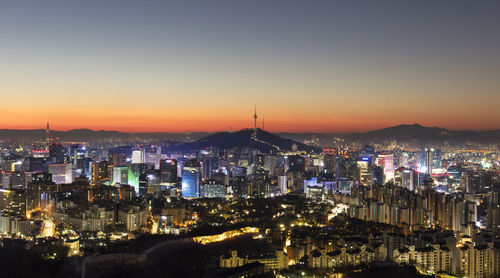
left=2, top=1, right=500, bottom=277
left=0, top=116, right=500, bottom=277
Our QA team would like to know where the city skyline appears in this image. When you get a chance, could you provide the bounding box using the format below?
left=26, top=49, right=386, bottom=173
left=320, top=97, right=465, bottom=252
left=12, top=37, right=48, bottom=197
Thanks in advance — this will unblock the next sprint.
left=1, top=120, right=500, bottom=134
left=1, top=0, right=500, bottom=133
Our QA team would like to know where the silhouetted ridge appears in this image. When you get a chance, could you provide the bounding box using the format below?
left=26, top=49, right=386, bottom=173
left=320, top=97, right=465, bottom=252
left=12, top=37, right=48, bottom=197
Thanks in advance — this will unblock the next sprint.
left=172, top=128, right=320, bottom=153
left=345, top=124, right=500, bottom=144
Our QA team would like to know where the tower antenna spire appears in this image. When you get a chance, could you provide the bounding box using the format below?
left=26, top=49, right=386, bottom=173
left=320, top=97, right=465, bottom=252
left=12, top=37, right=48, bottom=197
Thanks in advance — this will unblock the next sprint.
left=46, top=122, right=51, bottom=150
left=253, top=105, right=257, bottom=131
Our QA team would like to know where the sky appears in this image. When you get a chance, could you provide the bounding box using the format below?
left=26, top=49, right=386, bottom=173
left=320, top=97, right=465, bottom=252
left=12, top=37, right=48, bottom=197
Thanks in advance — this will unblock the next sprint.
left=1, top=0, right=499, bottom=133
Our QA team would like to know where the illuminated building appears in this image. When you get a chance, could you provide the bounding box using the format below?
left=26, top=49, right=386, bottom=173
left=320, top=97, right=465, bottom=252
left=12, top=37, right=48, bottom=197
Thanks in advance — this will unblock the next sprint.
left=111, top=166, right=129, bottom=185
left=109, top=152, right=127, bottom=167
left=1, top=171, right=24, bottom=189
left=396, top=168, right=418, bottom=191
left=181, top=159, right=201, bottom=198
left=119, top=184, right=135, bottom=201
left=376, top=154, right=395, bottom=183
left=89, top=186, right=119, bottom=203
left=69, top=143, right=87, bottom=166
left=159, top=159, right=177, bottom=185
left=308, top=246, right=376, bottom=269
left=139, top=170, right=159, bottom=195
left=0, top=189, right=26, bottom=216
left=425, top=148, right=434, bottom=175
left=128, top=163, right=152, bottom=194
left=278, top=175, right=287, bottom=194
left=54, top=205, right=114, bottom=231
left=200, top=180, right=225, bottom=198
left=118, top=205, right=147, bottom=231
left=26, top=182, right=41, bottom=212
left=91, top=161, right=111, bottom=187
left=356, top=160, right=371, bottom=186
left=49, top=142, right=67, bottom=163
left=32, top=149, right=49, bottom=158
left=32, top=172, right=53, bottom=183
left=200, top=156, right=219, bottom=179
left=131, top=149, right=145, bottom=164
left=457, top=242, right=499, bottom=278
left=487, top=183, right=500, bottom=234
left=48, top=163, right=73, bottom=184
left=393, top=244, right=451, bottom=274
left=220, top=250, right=288, bottom=271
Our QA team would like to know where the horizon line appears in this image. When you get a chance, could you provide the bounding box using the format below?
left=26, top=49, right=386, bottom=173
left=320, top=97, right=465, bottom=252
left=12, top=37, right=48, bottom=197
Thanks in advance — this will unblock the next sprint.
left=0, top=123, right=499, bottom=134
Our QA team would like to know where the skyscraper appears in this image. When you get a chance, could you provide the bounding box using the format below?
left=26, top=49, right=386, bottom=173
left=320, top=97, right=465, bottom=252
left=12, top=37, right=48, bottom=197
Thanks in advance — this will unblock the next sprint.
left=425, top=148, right=434, bottom=175
left=182, top=159, right=201, bottom=198
left=159, top=159, right=177, bottom=185
left=91, top=161, right=111, bottom=187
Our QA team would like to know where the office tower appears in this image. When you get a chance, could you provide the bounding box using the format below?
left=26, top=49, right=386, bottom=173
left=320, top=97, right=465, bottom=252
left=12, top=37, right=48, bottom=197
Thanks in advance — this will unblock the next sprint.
left=91, top=161, right=110, bottom=187
left=48, top=163, right=73, bottom=184
left=377, top=154, right=394, bottom=183
left=0, top=189, right=26, bottom=216
left=131, top=149, right=145, bottom=164
left=425, top=148, right=434, bottom=175
left=1, top=172, right=24, bottom=189
left=288, top=155, right=305, bottom=173
left=201, top=157, right=218, bottom=179
left=323, top=154, right=337, bottom=174
left=128, top=163, right=152, bottom=194
left=401, top=168, right=417, bottom=191
left=356, top=160, right=371, bottom=186
left=109, top=152, right=127, bottom=167
left=278, top=175, right=287, bottom=194
left=400, top=151, right=410, bottom=168
left=139, top=170, right=159, bottom=195
left=487, top=183, right=500, bottom=234
left=371, top=166, right=384, bottom=186
left=26, top=182, right=41, bottom=213
left=159, top=159, right=177, bottom=185
left=49, top=143, right=67, bottom=163
left=200, top=180, right=225, bottom=198
left=112, top=166, right=129, bottom=185
left=182, top=159, right=201, bottom=198
left=69, top=144, right=87, bottom=166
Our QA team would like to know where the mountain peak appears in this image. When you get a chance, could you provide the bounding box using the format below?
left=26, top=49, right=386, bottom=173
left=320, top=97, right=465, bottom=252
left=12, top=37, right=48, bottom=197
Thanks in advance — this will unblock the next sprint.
left=172, top=128, right=320, bottom=153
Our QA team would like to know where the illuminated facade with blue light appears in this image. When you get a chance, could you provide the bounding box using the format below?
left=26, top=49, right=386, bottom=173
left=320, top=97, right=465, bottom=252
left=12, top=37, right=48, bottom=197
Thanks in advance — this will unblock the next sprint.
left=182, top=160, right=201, bottom=198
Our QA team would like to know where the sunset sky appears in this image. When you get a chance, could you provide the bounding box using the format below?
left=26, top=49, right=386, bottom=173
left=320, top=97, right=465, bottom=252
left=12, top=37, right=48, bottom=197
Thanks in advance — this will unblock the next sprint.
left=1, top=0, right=499, bottom=133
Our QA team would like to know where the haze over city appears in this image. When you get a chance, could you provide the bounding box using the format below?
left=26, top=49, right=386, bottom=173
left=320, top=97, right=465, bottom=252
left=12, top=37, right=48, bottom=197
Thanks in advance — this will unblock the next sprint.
left=1, top=0, right=500, bottom=132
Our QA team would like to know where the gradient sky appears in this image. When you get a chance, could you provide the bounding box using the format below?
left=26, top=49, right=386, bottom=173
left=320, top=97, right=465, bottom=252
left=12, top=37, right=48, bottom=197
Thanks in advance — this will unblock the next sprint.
left=1, top=0, right=499, bottom=133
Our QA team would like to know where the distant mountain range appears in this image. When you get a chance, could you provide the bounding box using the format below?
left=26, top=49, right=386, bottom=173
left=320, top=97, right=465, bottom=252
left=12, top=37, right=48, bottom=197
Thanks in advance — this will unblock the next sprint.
left=0, top=124, right=499, bottom=147
left=344, top=124, right=500, bottom=145
left=0, top=129, right=209, bottom=143
left=279, top=124, right=500, bottom=145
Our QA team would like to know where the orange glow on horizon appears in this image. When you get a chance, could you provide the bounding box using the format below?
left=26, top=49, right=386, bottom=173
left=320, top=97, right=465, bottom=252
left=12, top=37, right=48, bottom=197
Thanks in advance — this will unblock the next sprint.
left=1, top=117, right=498, bottom=134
